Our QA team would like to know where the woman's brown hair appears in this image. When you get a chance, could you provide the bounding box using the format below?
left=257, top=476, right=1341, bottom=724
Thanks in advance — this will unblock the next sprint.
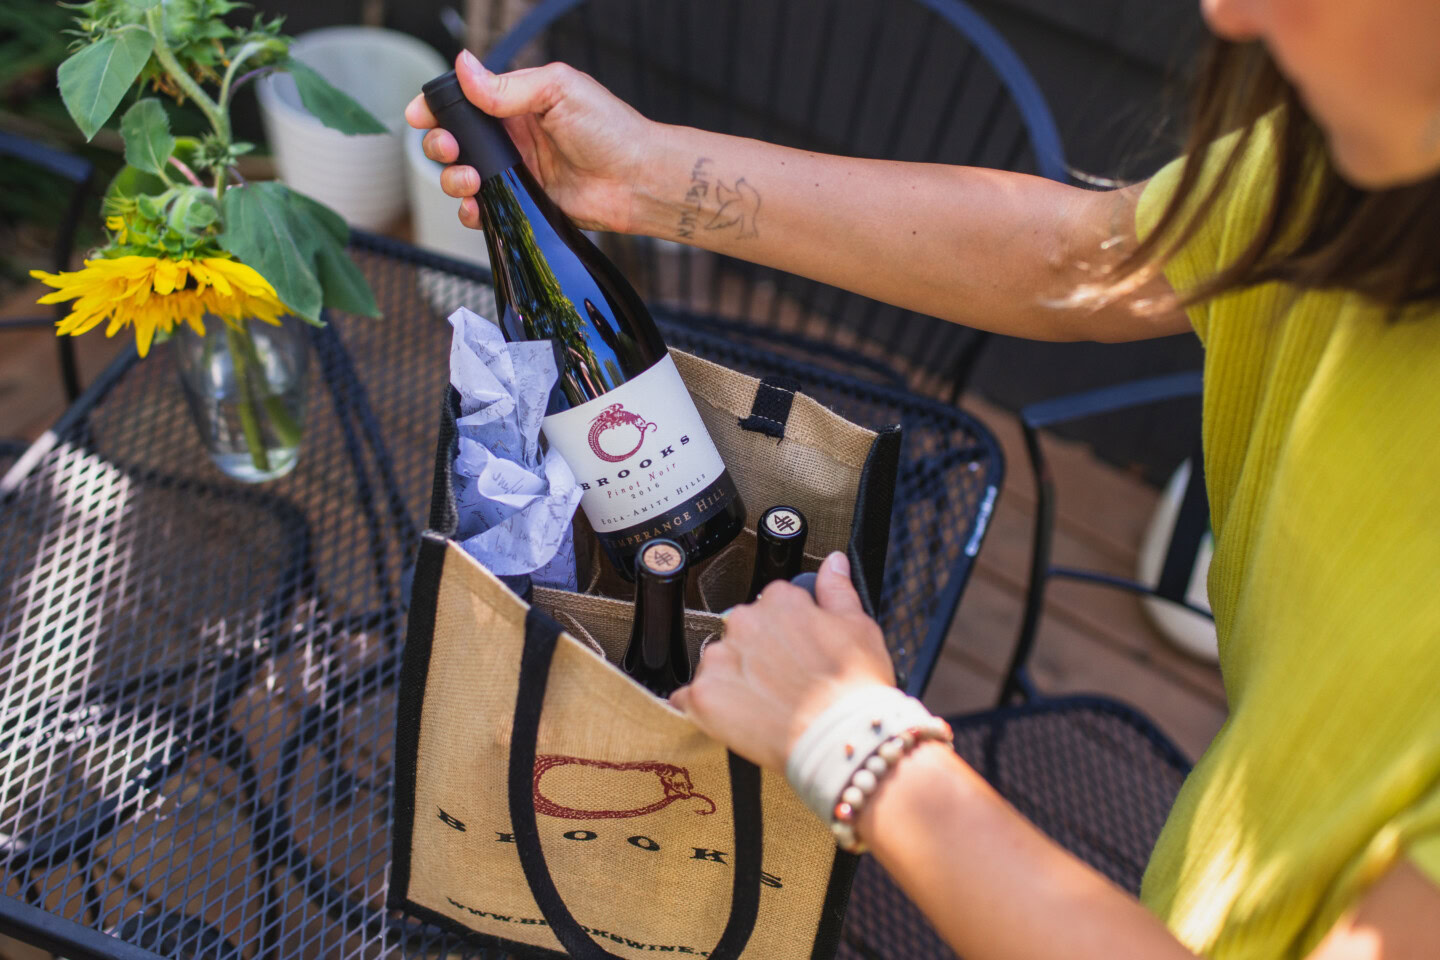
left=1109, top=39, right=1440, bottom=310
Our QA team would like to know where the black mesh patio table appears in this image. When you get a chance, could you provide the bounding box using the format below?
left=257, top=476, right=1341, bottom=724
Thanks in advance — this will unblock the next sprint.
left=0, top=234, right=1001, bottom=960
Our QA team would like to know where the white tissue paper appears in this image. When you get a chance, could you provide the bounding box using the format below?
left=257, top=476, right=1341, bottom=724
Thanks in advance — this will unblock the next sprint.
left=448, top=307, right=582, bottom=589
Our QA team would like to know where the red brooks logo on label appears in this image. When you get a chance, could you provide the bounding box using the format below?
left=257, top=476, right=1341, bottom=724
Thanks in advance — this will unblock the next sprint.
left=587, top=403, right=657, bottom=463
left=541, top=355, right=731, bottom=536
left=533, top=755, right=717, bottom=820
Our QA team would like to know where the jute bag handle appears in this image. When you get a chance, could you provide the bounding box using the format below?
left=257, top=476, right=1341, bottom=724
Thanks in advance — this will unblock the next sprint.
left=507, top=605, right=764, bottom=960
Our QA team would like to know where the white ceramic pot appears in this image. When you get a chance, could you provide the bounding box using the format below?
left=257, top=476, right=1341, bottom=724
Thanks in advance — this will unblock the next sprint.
left=257, top=27, right=447, bottom=230
left=404, top=126, right=490, bottom=266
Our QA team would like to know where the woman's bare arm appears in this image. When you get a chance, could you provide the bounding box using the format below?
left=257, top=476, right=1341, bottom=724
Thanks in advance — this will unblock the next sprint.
left=671, top=560, right=1440, bottom=960
left=861, top=740, right=1440, bottom=960
left=629, top=127, right=1183, bottom=342
left=409, top=55, right=1187, bottom=345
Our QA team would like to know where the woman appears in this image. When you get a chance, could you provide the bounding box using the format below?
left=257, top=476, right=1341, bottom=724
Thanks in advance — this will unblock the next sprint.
left=407, top=0, right=1440, bottom=954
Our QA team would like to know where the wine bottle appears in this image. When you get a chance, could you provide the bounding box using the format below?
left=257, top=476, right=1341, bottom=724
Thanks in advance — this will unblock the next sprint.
left=622, top=538, right=691, bottom=697
left=747, top=505, right=809, bottom=600
left=423, top=71, right=746, bottom=578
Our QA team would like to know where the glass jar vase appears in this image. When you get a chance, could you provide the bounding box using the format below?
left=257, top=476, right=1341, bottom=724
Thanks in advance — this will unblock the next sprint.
left=175, top=316, right=309, bottom=483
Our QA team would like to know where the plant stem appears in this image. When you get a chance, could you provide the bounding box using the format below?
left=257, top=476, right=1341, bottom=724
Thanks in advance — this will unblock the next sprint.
left=226, top=320, right=271, bottom=474
left=145, top=8, right=230, bottom=143
left=218, top=40, right=270, bottom=109
left=169, top=156, right=205, bottom=187
left=226, top=65, right=277, bottom=103
left=237, top=325, right=303, bottom=448
left=145, top=5, right=231, bottom=201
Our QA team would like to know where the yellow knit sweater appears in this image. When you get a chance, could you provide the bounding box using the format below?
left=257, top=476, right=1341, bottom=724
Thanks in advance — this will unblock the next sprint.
left=1134, top=118, right=1440, bottom=958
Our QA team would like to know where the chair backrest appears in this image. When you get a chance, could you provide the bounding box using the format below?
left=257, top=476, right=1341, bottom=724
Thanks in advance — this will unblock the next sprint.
left=0, top=131, right=96, bottom=402
left=1003, top=372, right=1209, bottom=704
left=0, top=131, right=94, bottom=281
left=487, top=0, right=1067, bottom=399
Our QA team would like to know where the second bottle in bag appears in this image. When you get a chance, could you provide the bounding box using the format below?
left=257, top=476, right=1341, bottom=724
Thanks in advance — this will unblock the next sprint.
left=422, top=71, right=746, bottom=578
left=623, top=538, right=692, bottom=697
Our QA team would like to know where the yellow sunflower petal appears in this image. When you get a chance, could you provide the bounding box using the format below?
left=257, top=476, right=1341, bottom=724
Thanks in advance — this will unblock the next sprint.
left=151, top=259, right=181, bottom=295
left=59, top=306, right=111, bottom=337
left=134, top=316, right=158, bottom=357
left=209, top=258, right=280, bottom=298
left=192, top=260, right=233, bottom=298
left=29, top=269, right=68, bottom=288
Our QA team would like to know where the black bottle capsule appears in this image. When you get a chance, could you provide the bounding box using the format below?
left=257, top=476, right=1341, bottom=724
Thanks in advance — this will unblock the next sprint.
left=623, top=538, right=690, bottom=696
left=747, top=505, right=809, bottom=601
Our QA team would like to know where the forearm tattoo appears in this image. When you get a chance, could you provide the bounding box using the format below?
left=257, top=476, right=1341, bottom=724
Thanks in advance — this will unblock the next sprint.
left=677, top=157, right=760, bottom=240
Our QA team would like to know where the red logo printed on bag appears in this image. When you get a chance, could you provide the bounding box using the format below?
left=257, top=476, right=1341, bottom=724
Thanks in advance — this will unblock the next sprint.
left=533, top=755, right=717, bottom=819
left=587, top=404, right=657, bottom=463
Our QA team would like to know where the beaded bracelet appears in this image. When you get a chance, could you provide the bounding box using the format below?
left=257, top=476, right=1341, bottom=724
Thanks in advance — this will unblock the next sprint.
left=786, top=685, right=954, bottom=855
left=829, top=715, right=953, bottom=853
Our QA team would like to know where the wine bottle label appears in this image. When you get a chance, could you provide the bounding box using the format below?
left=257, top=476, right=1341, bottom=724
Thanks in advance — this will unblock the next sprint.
left=541, top=354, right=737, bottom=548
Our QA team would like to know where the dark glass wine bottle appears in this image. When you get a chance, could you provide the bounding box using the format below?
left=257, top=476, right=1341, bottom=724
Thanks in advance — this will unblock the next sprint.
left=622, top=538, right=691, bottom=697
left=423, top=71, right=745, bottom=579
left=747, top=505, right=809, bottom=601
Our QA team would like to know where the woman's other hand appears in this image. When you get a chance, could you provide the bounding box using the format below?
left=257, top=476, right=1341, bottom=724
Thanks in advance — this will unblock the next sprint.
left=405, top=50, right=655, bottom=233
left=670, top=552, right=897, bottom=772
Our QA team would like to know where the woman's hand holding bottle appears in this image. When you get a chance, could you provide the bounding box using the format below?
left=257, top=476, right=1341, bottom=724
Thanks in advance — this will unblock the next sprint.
left=406, top=50, right=654, bottom=234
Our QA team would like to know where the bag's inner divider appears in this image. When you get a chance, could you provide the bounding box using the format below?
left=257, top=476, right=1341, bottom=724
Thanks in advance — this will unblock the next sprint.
left=520, top=350, right=872, bottom=679
left=533, top=586, right=721, bottom=671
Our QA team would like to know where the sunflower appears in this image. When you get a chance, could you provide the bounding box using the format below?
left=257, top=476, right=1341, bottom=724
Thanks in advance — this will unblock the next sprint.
left=31, top=255, right=291, bottom=357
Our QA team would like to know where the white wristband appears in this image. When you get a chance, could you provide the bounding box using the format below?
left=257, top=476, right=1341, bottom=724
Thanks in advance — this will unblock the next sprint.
left=786, top=685, right=947, bottom=849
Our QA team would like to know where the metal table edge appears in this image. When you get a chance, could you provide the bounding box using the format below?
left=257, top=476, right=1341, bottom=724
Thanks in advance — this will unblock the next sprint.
left=0, top=893, right=166, bottom=960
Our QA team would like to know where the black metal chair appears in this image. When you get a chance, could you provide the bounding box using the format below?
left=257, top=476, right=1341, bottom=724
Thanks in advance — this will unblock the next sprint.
left=1005, top=372, right=1212, bottom=702
left=838, top=373, right=1209, bottom=959
left=0, top=131, right=95, bottom=405
left=486, top=0, right=1068, bottom=401
left=962, top=371, right=1209, bottom=880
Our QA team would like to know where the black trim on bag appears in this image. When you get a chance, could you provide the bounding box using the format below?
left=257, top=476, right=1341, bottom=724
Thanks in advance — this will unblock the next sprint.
left=508, top=606, right=763, bottom=960
left=399, top=897, right=570, bottom=960
left=387, top=532, right=449, bottom=911
left=810, top=848, right=861, bottom=960
left=848, top=425, right=902, bottom=620
left=738, top=375, right=803, bottom=438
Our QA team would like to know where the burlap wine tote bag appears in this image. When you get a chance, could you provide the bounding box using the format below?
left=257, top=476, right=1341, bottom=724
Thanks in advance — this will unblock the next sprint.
left=390, top=348, right=902, bottom=959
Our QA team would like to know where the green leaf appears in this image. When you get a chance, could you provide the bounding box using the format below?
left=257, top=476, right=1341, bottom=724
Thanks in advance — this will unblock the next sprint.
left=120, top=99, right=175, bottom=176
left=221, top=182, right=324, bottom=322
left=288, top=192, right=380, bottom=318
left=123, top=0, right=161, bottom=10
left=57, top=28, right=155, bottom=141
left=106, top=163, right=168, bottom=204
left=167, top=188, right=218, bottom=233
left=284, top=59, right=388, bottom=136
left=136, top=193, right=164, bottom=220
left=288, top=189, right=347, bottom=245
left=219, top=183, right=382, bottom=324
